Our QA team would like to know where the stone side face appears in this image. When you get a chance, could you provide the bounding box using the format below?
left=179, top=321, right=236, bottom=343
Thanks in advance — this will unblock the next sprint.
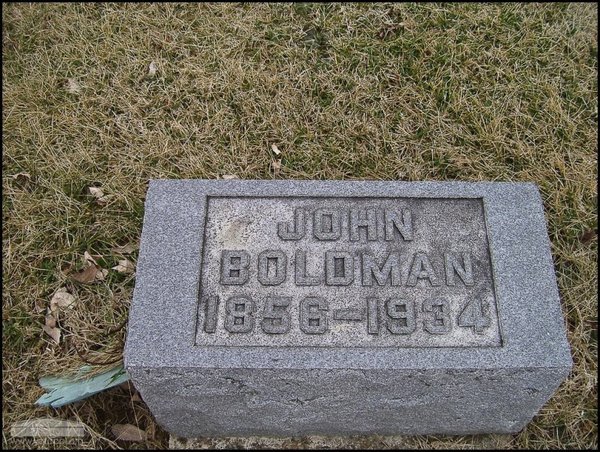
left=124, top=180, right=572, bottom=437
left=129, top=367, right=568, bottom=437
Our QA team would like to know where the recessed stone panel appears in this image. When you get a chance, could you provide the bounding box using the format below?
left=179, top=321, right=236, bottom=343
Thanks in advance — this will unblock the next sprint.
left=196, top=196, right=501, bottom=348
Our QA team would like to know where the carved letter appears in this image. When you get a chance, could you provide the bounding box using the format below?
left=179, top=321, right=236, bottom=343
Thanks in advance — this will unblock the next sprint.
left=295, top=250, right=322, bottom=286
left=423, top=298, right=452, bottom=334
left=257, top=250, right=287, bottom=286
left=445, top=252, right=474, bottom=286
left=325, top=251, right=354, bottom=286
left=224, top=296, right=256, bottom=333
left=313, top=209, right=342, bottom=240
left=203, top=296, right=219, bottom=333
left=367, top=297, right=380, bottom=334
left=385, top=209, right=413, bottom=241
left=406, top=252, right=440, bottom=286
left=362, top=252, right=402, bottom=286
left=349, top=208, right=378, bottom=241
left=220, top=250, right=250, bottom=285
left=386, top=298, right=417, bottom=335
left=261, top=296, right=291, bottom=334
left=277, top=208, right=306, bottom=240
left=299, top=297, right=328, bottom=334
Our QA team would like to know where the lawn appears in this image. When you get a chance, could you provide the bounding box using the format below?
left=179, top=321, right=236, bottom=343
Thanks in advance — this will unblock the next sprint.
left=2, top=2, right=597, bottom=449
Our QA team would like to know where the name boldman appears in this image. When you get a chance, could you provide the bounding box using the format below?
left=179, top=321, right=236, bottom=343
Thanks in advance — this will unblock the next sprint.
left=219, top=207, right=474, bottom=288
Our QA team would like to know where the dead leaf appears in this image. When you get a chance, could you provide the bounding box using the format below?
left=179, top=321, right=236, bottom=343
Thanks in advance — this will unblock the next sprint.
left=378, top=23, right=402, bottom=40
left=112, top=259, right=135, bottom=274
left=11, top=172, right=32, bottom=189
left=88, top=186, right=109, bottom=206
left=580, top=229, right=597, bottom=245
left=272, top=159, right=282, bottom=177
left=71, top=253, right=108, bottom=283
left=66, top=78, right=81, bottom=94
left=83, top=251, right=98, bottom=266
left=43, top=312, right=61, bottom=343
left=70, top=265, right=98, bottom=284
left=271, top=144, right=281, bottom=155
left=35, top=298, right=46, bottom=314
left=12, top=172, right=31, bottom=182
left=111, top=424, right=147, bottom=442
left=45, top=311, right=57, bottom=328
left=50, top=288, right=76, bottom=312
left=88, top=186, right=103, bottom=197
left=221, top=174, right=239, bottom=180
left=148, top=61, right=158, bottom=77
left=131, top=391, right=142, bottom=402
left=42, top=325, right=60, bottom=343
left=111, top=243, right=138, bottom=254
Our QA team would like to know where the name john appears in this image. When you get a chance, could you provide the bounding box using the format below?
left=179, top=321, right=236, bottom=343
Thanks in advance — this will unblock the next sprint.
left=276, top=207, right=413, bottom=241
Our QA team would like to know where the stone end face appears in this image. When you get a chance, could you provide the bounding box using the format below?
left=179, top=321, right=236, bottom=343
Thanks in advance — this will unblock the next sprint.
left=125, top=180, right=571, bottom=437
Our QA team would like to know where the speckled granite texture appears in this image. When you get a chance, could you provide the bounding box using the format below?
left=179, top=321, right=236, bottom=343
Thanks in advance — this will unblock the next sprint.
left=124, top=180, right=572, bottom=437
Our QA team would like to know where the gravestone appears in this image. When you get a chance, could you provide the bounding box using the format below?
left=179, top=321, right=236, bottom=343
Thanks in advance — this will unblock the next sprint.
left=124, top=180, right=572, bottom=437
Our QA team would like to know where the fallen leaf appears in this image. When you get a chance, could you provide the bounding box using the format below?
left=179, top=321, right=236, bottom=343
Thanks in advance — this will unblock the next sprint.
left=377, top=23, right=401, bottom=40
left=45, top=311, right=57, bottom=328
left=580, top=229, right=597, bottom=245
left=35, top=298, right=46, bottom=314
left=43, top=325, right=61, bottom=343
left=70, top=265, right=98, bottom=284
left=271, top=144, right=281, bottom=155
left=88, top=186, right=103, bottom=197
left=272, top=159, right=282, bottom=177
left=111, top=243, right=138, bottom=254
left=83, top=251, right=98, bottom=266
left=221, top=174, right=239, bottom=180
left=11, top=172, right=31, bottom=181
left=95, top=268, right=109, bottom=281
left=50, top=288, right=76, bottom=312
left=112, top=259, right=135, bottom=274
left=148, top=61, right=158, bottom=77
left=88, top=186, right=109, bottom=206
left=11, top=172, right=32, bottom=188
left=111, top=424, right=147, bottom=442
left=118, top=381, right=143, bottom=402
left=43, top=312, right=61, bottom=343
left=66, top=78, right=81, bottom=94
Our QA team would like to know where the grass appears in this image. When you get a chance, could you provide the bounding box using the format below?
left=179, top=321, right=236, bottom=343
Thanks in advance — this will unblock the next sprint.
left=2, top=2, right=597, bottom=449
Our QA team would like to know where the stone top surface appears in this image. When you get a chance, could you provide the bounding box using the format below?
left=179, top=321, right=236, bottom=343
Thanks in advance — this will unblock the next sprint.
left=124, top=180, right=572, bottom=371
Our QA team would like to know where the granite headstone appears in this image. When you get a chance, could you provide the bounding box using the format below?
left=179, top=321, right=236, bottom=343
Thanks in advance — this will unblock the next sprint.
left=124, top=180, right=572, bottom=437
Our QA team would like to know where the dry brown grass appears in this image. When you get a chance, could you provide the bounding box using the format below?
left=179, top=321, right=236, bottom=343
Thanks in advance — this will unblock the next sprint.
left=2, top=3, right=597, bottom=449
